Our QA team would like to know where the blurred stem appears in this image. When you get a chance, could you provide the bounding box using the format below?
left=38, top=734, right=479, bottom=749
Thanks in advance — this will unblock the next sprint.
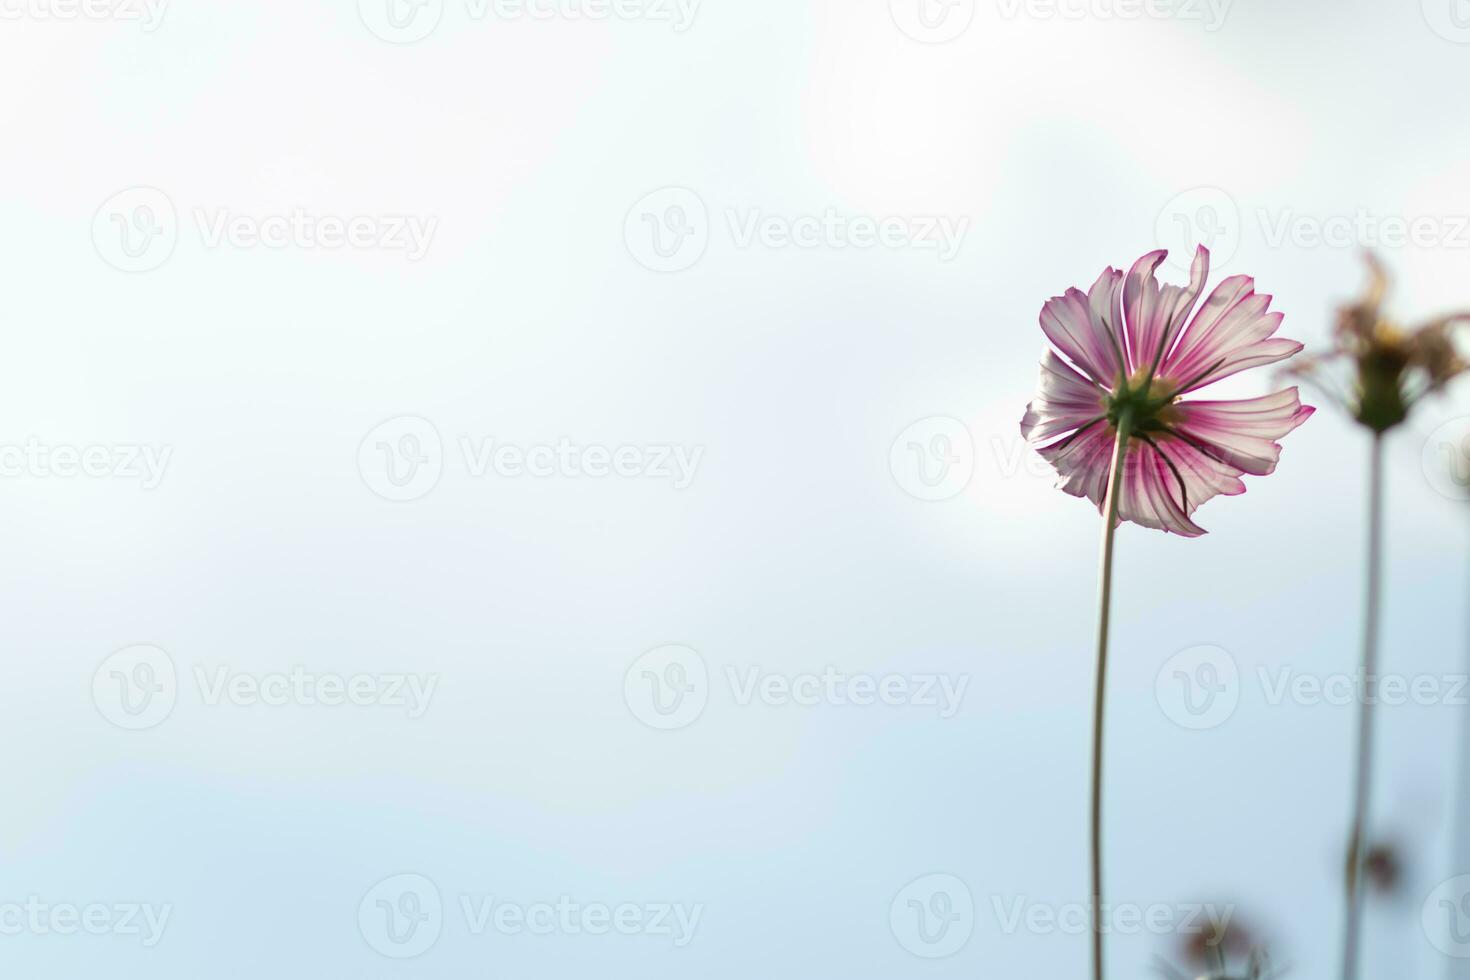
left=1091, top=405, right=1133, bottom=980
left=1343, top=432, right=1385, bottom=980
left=1449, top=510, right=1470, bottom=980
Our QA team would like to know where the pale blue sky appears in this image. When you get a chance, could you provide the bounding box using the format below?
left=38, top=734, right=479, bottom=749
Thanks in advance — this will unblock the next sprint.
left=1, top=0, right=1469, bottom=976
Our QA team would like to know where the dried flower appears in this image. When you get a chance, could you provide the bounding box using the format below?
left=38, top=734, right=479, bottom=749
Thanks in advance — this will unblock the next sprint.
left=1290, top=253, right=1470, bottom=432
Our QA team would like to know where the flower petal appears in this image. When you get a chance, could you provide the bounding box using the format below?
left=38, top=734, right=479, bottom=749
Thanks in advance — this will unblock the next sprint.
left=1038, top=268, right=1127, bottom=385
left=1036, top=415, right=1273, bottom=537
left=1156, top=435, right=1247, bottom=506
left=1021, top=349, right=1109, bottom=445
left=1115, top=438, right=1208, bottom=537
left=1038, top=418, right=1116, bottom=507
left=1171, top=388, right=1315, bottom=476
left=1162, top=276, right=1303, bottom=393
left=1088, top=266, right=1127, bottom=380
left=1124, top=246, right=1209, bottom=377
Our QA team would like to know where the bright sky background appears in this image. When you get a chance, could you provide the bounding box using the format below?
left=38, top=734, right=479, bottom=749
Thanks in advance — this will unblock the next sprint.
left=2, top=0, right=1470, bottom=976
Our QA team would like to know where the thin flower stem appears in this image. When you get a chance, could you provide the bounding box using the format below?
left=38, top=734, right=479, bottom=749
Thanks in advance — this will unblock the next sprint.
left=1342, top=432, right=1385, bottom=980
left=1451, top=511, right=1470, bottom=980
left=1091, top=405, right=1133, bottom=980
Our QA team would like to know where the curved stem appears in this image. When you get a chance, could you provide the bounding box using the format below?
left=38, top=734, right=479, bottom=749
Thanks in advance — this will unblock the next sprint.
left=1342, top=432, right=1385, bottom=980
left=1091, top=405, right=1134, bottom=980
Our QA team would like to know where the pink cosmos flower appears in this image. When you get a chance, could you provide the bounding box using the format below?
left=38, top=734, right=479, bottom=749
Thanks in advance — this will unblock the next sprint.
left=1021, top=246, right=1313, bottom=536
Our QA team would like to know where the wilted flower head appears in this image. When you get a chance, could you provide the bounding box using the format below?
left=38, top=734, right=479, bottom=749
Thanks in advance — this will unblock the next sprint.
left=1161, top=919, right=1282, bottom=980
left=1180, top=915, right=1256, bottom=965
left=1021, top=246, right=1313, bottom=536
left=1292, top=253, right=1470, bottom=433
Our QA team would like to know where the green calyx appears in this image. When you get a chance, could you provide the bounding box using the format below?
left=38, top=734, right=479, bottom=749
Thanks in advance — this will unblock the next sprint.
left=1105, top=371, right=1179, bottom=436
left=1353, top=350, right=1410, bottom=434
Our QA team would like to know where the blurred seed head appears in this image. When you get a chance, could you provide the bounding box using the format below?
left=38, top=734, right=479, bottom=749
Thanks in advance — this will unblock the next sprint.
left=1363, top=840, right=1405, bottom=897
left=1158, top=914, right=1285, bottom=980
left=1158, top=910, right=1287, bottom=980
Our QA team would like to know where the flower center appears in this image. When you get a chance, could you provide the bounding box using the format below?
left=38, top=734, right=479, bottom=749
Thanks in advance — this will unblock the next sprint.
left=1106, top=372, right=1180, bottom=433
